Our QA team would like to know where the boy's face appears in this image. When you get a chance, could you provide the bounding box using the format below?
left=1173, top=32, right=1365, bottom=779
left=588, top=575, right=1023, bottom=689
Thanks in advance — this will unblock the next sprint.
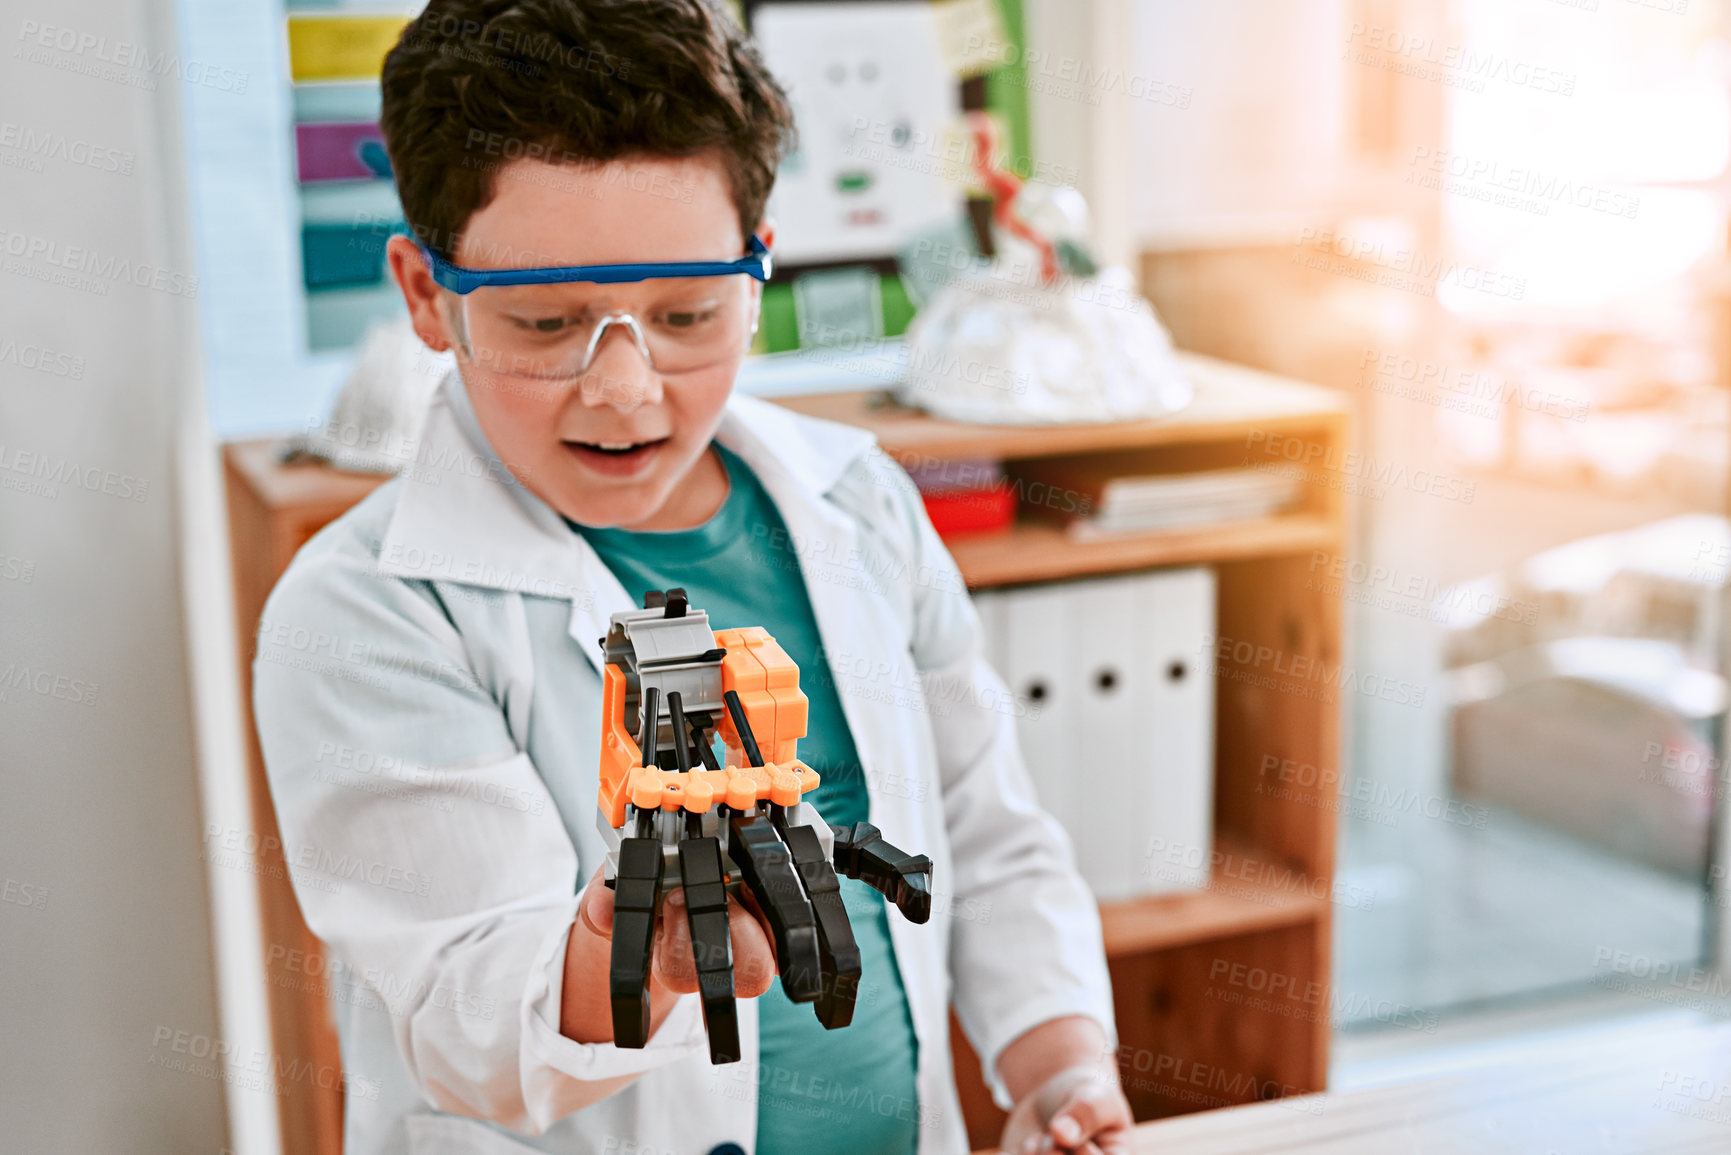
left=389, top=152, right=760, bottom=530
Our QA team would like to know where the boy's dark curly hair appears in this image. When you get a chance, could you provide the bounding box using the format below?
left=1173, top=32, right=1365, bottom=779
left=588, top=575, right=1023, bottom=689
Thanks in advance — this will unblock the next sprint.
left=380, top=0, right=796, bottom=259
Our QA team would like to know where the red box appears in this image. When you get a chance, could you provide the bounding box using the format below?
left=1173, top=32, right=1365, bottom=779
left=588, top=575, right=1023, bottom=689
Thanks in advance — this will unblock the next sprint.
left=921, top=485, right=1016, bottom=537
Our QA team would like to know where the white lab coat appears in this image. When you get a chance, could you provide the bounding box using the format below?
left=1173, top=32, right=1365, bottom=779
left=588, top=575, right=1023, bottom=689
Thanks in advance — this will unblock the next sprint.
left=252, top=372, right=1115, bottom=1155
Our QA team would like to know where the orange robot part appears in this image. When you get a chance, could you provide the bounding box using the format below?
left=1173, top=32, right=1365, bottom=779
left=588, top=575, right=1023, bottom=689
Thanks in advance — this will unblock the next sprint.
left=597, top=630, right=815, bottom=831
left=714, top=627, right=808, bottom=767
left=624, top=760, right=818, bottom=814
left=598, top=663, right=639, bottom=829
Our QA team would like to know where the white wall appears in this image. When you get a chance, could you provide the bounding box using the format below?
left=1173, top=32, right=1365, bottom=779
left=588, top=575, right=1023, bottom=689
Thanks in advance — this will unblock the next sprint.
left=0, top=0, right=231, bottom=1148
left=1020, top=0, right=1350, bottom=254
left=180, top=0, right=341, bottom=440
left=1128, top=0, right=1351, bottom=249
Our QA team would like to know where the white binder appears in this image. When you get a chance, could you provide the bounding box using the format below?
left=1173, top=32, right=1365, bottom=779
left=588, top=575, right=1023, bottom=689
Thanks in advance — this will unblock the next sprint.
left=992, top=582, right=1083, bottom=840
left=1139, top=567, right=1215, bottom=893
left=972, top=567, right=1215, bottom=901
left=1075, top=573, right=1143, bottom=897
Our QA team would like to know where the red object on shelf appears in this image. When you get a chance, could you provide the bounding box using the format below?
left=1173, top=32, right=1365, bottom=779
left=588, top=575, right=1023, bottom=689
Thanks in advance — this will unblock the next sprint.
left=921, top=485, right=1017, bottom=537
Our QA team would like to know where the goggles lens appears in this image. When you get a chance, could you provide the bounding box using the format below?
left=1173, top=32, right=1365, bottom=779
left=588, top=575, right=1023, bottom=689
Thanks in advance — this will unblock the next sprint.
left=451, top=274, right=755, bottom=379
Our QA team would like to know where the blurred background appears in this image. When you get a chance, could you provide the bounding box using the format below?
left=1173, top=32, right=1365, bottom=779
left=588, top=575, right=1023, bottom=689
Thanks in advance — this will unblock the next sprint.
left=12, top=0, right=1731, bottom=1149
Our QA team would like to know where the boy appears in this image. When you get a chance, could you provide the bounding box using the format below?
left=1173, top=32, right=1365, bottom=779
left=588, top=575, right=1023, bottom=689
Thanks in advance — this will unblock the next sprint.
left=253, top=2, right=1130, bottom=1152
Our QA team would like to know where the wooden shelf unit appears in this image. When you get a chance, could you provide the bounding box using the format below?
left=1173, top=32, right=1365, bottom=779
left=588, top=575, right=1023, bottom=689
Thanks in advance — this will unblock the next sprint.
left=939, top=513, right=1337, bottom=588
left=779, top=351, right=1347, bottom=1143
left=225, top=443, right=388, bottom=1155
left=224, top=351, right=1345, bottom=1155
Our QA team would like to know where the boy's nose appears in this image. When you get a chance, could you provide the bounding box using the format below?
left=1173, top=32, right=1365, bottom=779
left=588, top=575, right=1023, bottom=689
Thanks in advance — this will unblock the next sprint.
left=578, top=328, right=663, bottom=413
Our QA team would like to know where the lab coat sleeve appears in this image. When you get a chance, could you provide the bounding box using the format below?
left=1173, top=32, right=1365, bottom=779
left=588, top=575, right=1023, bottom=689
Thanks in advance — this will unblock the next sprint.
left=251, top=542, right=705, bottom=1134
left=883, top=462, right=1118, bottom=1109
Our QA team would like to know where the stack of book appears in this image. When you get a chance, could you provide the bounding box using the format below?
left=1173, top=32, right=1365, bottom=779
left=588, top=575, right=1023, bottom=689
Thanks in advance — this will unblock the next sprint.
left=1017, top=464, right=1302, bottom=539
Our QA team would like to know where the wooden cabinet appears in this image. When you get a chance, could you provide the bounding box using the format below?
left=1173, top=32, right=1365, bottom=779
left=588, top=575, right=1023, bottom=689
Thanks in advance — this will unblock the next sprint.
left=225, top=350, right=1346, bottom=1154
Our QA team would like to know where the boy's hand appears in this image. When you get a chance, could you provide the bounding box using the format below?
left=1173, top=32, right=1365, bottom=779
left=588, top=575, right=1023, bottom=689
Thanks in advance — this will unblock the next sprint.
left=996, top=1016, right=1133, bottom=1154
left=560, top=867, right=778, bottom=1046
left=998, top=1065, right=1133, bottom=1154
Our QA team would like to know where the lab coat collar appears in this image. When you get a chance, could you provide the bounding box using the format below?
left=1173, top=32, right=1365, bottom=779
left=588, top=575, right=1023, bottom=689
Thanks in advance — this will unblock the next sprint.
left=714, top=389, right=879, bottom=501
left=374, top=371, right=878, bottom=671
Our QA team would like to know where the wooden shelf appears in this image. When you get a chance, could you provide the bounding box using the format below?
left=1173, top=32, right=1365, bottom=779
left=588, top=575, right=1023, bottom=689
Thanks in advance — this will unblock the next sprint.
left=947, top=513, right=1339, bottom=588
left=772, top=351, right=1347, bottom=462
left=1099, top=840, right=1330, bottom=958
left=226, top=439, right=388, bottom=519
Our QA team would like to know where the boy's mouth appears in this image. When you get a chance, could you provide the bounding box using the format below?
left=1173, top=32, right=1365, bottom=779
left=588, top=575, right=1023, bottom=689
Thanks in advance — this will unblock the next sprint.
left=561, top=436, right=669, bottom=477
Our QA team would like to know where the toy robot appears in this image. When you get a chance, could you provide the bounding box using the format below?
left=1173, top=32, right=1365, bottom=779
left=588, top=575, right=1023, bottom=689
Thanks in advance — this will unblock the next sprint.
left=597, top=588, right=933, bottom=1064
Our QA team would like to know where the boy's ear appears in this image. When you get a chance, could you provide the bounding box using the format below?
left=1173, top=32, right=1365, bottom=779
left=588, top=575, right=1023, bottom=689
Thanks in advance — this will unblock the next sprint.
left=387, top=234, right=454, bottom=353
left=755, top=220, right=775, bottom=252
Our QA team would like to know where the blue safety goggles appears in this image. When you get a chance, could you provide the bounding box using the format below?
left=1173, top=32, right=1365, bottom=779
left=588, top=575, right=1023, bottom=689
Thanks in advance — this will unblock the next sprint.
left=419, top=233, right=773, bottom=295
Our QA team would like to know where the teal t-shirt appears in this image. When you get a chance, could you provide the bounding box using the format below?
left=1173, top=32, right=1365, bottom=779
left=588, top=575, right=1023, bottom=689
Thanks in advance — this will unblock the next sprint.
left=573, top=443, right=920, bottom=1155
